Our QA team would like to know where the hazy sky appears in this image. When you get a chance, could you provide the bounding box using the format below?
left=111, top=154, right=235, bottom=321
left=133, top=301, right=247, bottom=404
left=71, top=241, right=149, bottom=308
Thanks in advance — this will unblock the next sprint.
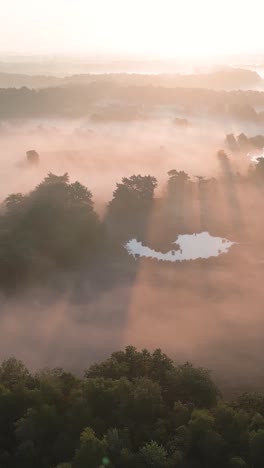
left=1, top=0, right=264, bottom=58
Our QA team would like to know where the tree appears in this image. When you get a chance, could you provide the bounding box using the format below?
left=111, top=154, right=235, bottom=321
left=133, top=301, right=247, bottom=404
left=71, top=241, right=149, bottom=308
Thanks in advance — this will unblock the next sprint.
left=104, top=428, right=130, bottom=467
left=106, top=174, right=157, bottom=240
left=13, top=440, right=38, bottom=468
left=167, top=449, right=186, bottom=468
left=0, top=173, right=103, bottom=289
left=172, top=402, right=191, bottom=428
left=228, top=457, right=248, bottom=467
left=226, top=134, right=239, bottom=152
left=189, top=410, right=227, bottom=467
left=0, top=349, right=261, bottom=468
left=249, top=429, right=264, bottom=467
left=235, top=392, right=264, bottom=415
left=105, top=428, right=124, bottom=459
left=167, top=170, right=190, bottom=200
left=165, top=362, right=219, bottom=408
left=250, top=158, right=264, bottom=185
left=86, top=346, right=174, bottom=384
left=0, top=357, right=32, bottom=390
left=140, top=441, right=167, bottom=468
left=54, top=464, right=72, bottom=468
left=72, top=428, right=107, bottom=468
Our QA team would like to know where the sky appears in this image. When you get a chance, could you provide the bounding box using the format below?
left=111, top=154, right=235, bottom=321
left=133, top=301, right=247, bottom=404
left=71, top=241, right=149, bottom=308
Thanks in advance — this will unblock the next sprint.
left=1, top=0, right=264, bottom=59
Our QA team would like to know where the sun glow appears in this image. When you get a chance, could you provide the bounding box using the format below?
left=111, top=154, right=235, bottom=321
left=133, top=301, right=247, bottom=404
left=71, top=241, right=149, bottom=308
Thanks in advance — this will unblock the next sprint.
left=1, top=0, right=264, bottom=58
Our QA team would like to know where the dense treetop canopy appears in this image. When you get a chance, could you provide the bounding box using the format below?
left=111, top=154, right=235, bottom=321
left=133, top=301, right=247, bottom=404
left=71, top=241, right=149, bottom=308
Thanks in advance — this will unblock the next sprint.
left=0, top=347, right=262, bottom=467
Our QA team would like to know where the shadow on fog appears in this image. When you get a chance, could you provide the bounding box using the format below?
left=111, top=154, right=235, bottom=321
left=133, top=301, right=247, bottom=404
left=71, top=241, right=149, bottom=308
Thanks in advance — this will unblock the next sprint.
left=217, top=151, right=245, bottom=236
left=1, top=143, right=264, bottom=392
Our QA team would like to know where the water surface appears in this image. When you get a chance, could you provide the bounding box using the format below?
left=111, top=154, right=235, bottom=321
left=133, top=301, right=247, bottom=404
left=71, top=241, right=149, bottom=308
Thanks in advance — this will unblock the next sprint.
left=125, top=232, right=236, bottom=262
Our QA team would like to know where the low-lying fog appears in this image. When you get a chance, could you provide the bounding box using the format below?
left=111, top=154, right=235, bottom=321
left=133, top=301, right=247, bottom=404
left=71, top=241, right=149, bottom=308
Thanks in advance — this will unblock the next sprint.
left=1, top=115, right=264, bottom=392
left=0, top=117, right=257, bottom=207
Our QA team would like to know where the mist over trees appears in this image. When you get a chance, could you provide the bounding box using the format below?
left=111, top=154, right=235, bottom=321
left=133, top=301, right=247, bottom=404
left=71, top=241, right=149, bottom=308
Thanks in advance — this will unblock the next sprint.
left=0, top=153, right=263, bottom=293
left=1, top=67, right=264, bottom=468
left=106, top=174, right=157, bottom=242
left=0, top=172, right=103, bottom=290
left=1, top=82, right=264, bottom=122
left=0, top=67, right=261, bottom=89
left=2, top=12, right=264, bottom=467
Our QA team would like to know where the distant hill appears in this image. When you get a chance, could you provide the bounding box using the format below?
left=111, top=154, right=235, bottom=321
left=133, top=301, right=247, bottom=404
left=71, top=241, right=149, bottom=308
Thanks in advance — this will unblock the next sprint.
left=0, top=67, right=261, bottom=90
left=0, top=82, right=264, bottom=121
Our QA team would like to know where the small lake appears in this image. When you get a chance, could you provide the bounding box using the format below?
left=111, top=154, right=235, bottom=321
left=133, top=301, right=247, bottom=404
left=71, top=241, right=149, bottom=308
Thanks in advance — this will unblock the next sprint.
left=248, top=151, right=264, bottom=163
left=124, top=232, right=236, bottom=262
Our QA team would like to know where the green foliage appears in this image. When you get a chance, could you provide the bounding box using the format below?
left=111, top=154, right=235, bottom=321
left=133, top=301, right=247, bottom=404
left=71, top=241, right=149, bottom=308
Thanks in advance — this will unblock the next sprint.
left=72, top=427, right=107, bottom=468
left=249, top=429, right=264, bottom=467
left=228, top=457, right=248, bottom=467
left=167, top=170, right=190, bottom=201
left=140, top=441, right=168, bottom=468
left=0, top=164, right=263, bottom=293
left=0, top=357, right=33, bottom=390
left=0, top=347, right=262, bottom=467
left=54, top=464, right=72, bottom=468
left=13, top=440, right=38, bottom=468
left=108, top=175, right=158, bottom=215
left=165, top=362, right=219, bottom=408
left=86, top=346, right=174, bottom=385
left=235, top=392, right=264, bottom=415
left=106, top=174, right=157, bottom=240
left=0, top=172, right=103, bottom=290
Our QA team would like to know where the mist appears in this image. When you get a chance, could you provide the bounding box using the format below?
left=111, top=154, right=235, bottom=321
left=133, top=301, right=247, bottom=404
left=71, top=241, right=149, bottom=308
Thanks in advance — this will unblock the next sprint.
left=0, top=108, right=263, bottom=394
left=0, top=118, right=225, bottom=206
left=3, top=2, right=264, bottom=464
left=0, top=54, right=264, bottom=401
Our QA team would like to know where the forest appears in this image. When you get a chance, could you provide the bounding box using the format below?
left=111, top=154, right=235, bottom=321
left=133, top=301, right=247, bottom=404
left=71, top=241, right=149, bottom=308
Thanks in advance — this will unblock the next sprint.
left=1, top=80, right=264, bottom=121
left=0, top=346, right=264, bottom=467
left=0, top=67, right=261, bottom=89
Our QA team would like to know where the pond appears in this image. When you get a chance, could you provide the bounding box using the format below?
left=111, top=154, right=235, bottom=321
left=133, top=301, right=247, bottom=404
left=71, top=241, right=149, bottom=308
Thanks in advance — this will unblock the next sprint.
left=248, top=151, right=264, bottom=163
left=124, top=232, right=236, bottom=262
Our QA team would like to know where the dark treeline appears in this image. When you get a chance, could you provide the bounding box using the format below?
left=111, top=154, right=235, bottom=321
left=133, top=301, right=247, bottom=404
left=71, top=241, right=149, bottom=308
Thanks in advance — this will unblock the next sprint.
left=0, top=346, right=264, bottom=467
left=0, top=151, right=264, bottom=293
left=1, top=83, right=264, bottom=121
left=0, top=170, right=157, bottom=291
left=0, top=67, right=261, bottom=89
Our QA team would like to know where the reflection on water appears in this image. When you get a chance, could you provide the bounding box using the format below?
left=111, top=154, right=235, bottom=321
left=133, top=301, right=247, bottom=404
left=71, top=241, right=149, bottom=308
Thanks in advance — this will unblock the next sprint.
left=125, top=232, right=236, bottom=262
